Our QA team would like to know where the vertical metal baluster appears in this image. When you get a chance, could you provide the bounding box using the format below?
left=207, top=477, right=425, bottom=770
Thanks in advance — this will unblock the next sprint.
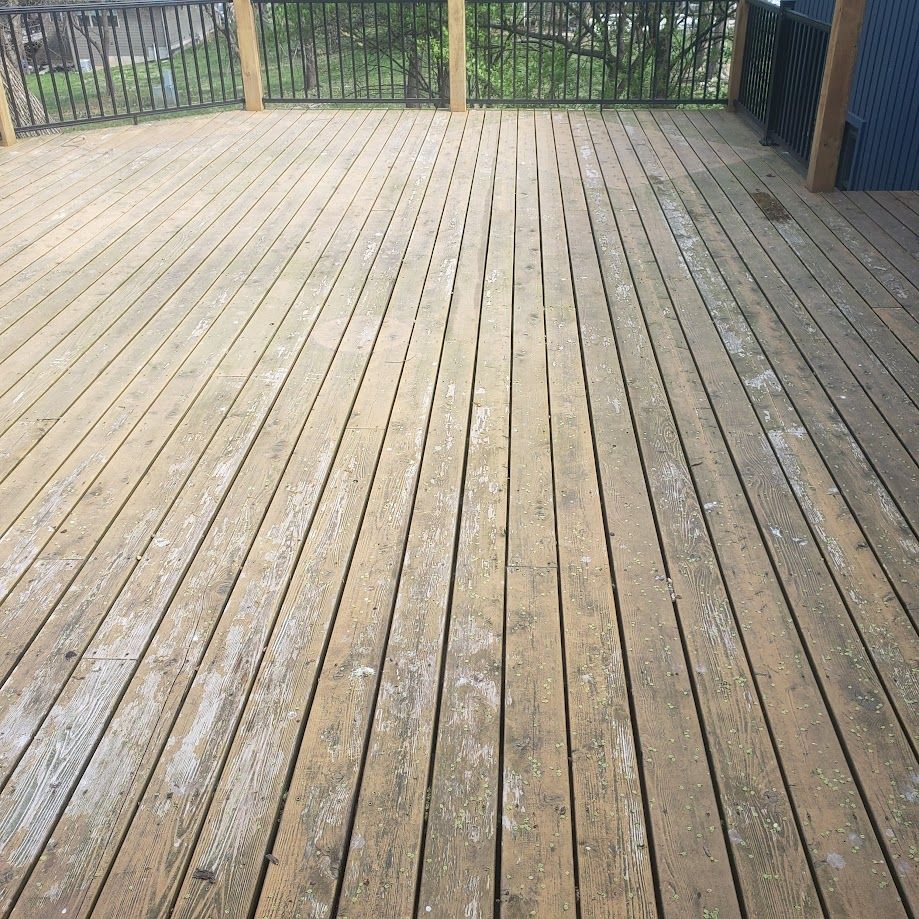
left=752, top=5, right=760, bottom=109
left=643, top=0, right=651, bottom=99
left=803, top=25, right=816, bottom=151
left=149, top=6, right=169, bottom=104
left=384, top=2, right=393, bottom=99
left=196, top=3, right=215, bottom=101
left=372, top=2, right=381, bottom=100
left=691, top=0, right=702, bottom=100
left=624, top=1, right=634, bottom=100
left=529, top=0, right=539, bottom=99
left=121, top=6, right=145, bottom=111
left=49, top=12, right=78, bottom=120
left=511, top=3, right=526, bottom=99
left=97, top=7, right=113, bottom=116
left=107, top=8, right=132, bottom=114
left=418, top=3, right=426, bottom=103
left=414, top=2, right=422, bottom=103
left=600, top=0, right=612, bottom=102
left=62, top=10, right=91, bottom=120
left=715, top=0, right=730, bottom=100
left=786, top=19, right=799, bottom=146
left=173, top=4, right=193, bottom=104
left=255, top=2, right=272, bottom=98
left=498, top=1, right=505, bottom=102
left=675, top=0, right=687, bottom=96
left=399, top=0, right=407, bottom=101
left=523, top=1, right=530, bottom=100
left=335, top=2, right=344, bottom=98
left=611, top=1, right=622, bottom=101
left=269, top=3, right=281, bottom=97
left=37, top=13, right=65, bottom=121
left=701, top=0, right=715, bottom=98
left=149, top=7, right=168, bottom=109
left=629, top=3, right=646, bottom=99
left=282, top=2, right=294, bottom=97
left=663, top=0, right=675, bottom=100
left=321, top=1, right=333, bottom=99
left=159, top=5, right=179, bottom=107
left=345, top=0, right=357, bottom=98
left=186, top=5, right=204, bottom=104
left=134, top=7, right=155, bottom=110
left=359, top=3, right=369, bottom=99
left=425, top=4, right=434, bottom=103
left=297, top=3, right=308, bottom=98
left=81, top=10, right=105, bottom=117
left=587, top=0, right=596, bottom=102
left=786, top=17, right=798, bottom=144
left=309, top=4, right=322, bottom=100
left=221, top=2, right=238, bottom=99
left=761, top=0, right=787, bottom=143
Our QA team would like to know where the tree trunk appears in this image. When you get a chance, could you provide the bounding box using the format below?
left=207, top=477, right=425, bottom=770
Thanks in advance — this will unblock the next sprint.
left=405, top=46, right=421, bottom=107
left=99, top=21, right=116, bottom=102
left=653, top=3, right=671, bottom=99
left=300, top=7, right=317, bottom=91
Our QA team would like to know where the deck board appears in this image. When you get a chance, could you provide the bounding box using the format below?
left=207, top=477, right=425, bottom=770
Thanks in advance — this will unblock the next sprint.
left=0, top=108, right=916, bottom=919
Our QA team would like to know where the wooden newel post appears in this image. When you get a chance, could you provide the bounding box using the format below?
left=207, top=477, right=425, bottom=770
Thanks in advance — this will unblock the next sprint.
left=448, top=0, right=466, bottom=113
left=807, top=0, right=867, bottom=191
left=0, top=74, right=16, bottom=147
left=726, top=0, right=749, bottom=112
left=234, top=0, right=264, bottom=112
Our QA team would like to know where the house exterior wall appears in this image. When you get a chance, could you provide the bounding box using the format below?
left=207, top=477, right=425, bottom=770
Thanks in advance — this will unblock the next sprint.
left=792, top=0, right=919, bottom=190
left=69, top=6, right=211, bottom=65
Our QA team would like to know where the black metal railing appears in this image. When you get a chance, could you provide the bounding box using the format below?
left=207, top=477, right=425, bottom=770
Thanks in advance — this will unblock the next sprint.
left=5, top=0, right=832, bottom=135
left=737, top=0, right=829, bottom=160
left=252, top=0, right=448, bottom=105
left=466, top=0, right=737, bottom=105
left=0, top=0, right=241, bottom=132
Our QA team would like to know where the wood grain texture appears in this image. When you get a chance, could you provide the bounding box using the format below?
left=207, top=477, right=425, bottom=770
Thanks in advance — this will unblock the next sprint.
left=1, top=108, right=917, bottom=919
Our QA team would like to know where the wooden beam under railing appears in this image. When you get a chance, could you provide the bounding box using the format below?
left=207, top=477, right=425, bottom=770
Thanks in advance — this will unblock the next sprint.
left=234, top=0, right=265, bottom=113
left=726, top=0, right=749, bottom=112
left=807, top=0, right=867, bottom=191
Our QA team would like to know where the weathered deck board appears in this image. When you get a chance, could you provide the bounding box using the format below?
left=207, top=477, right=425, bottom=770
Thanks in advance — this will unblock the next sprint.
left=0, top=108, right=916, bottom=919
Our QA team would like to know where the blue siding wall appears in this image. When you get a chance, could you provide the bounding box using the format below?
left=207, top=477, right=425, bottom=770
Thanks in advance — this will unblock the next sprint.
left=773, top=0, right=919, bottom=189
left=794, top=0, right=835, bottom=22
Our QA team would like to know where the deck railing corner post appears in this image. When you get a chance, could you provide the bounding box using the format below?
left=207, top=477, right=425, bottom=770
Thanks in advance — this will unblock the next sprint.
left=726, top=0, right=750, bottom=112
left=806, top=0, right=867, bottom=192
left=448, top=0, right=467, bottom=113
left=0, top=73, right=16, bottom=147
left=233, top=0, right=264, bottom=112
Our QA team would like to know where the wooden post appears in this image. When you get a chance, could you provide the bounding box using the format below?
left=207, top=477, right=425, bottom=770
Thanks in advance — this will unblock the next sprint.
left=806, top=0, right=867, bottom=191
left=726, top=0, right=749, bottom=112
left=448, top=0, right=466, bottom=113
left=234, top=0, right=264, bottom=112
left=0, top=74, right=15, bottom=147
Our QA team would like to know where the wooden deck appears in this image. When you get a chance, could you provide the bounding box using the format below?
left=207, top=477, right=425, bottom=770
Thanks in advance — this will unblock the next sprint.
left=0, top=107, right=917, bottom=919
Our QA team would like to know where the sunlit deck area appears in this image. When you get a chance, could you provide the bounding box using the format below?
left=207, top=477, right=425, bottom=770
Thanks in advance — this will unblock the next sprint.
left=0, top=107, right=917, bottom=918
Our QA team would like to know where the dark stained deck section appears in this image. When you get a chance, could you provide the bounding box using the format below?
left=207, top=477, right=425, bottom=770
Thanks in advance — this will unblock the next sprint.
left=0, top=107, right=916, bottom=919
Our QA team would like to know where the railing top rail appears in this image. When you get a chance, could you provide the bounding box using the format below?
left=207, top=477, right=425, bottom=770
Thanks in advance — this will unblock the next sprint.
left=786, top=9, right=831, bottom=30
left=745, top=0, right=831, bottom=31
